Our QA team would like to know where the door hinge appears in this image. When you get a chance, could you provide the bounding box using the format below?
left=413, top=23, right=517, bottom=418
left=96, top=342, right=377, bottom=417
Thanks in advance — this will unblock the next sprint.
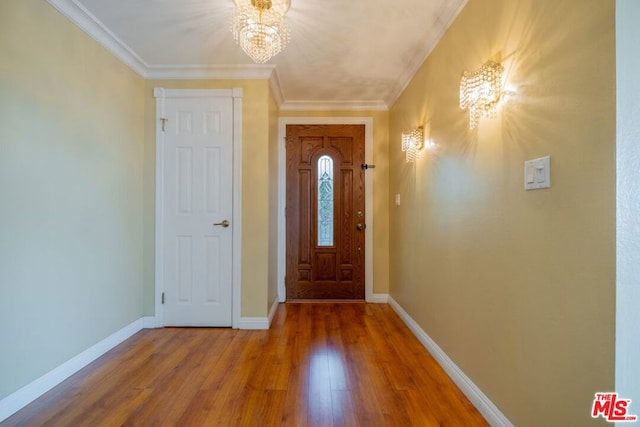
left=160, top=118, right=168, bottom=132
left=161, top=292, right=165, bottom=304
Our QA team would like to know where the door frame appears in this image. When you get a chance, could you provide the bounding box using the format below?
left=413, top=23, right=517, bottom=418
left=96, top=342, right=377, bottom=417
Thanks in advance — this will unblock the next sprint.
left=278, top=117, right=374, bottom=302
left=154, top=88, right=243, bottom=328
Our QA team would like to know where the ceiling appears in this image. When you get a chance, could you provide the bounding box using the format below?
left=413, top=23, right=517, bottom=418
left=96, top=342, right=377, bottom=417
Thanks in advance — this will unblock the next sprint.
left=48, top=0, right=466, bottom=110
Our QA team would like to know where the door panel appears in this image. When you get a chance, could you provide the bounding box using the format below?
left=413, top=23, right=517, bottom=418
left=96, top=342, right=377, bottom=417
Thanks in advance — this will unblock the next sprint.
left=286, top=124, right=365, bottom=300
left=162, top=96, right=233, bottom=326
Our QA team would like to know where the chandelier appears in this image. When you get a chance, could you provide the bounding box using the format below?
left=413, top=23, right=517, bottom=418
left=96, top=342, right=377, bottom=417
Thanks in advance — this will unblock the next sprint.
left=230, top=0, right=291, bottom=64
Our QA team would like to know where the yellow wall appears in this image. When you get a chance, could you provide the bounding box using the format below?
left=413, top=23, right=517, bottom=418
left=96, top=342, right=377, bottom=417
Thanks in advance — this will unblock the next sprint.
left=388, top=0, right=615, bottom=425
left=0, top=0, right=145, bottom=399
left=143, top=79, right=271, bottom=317
left=280, top=111, right=390, bottom=295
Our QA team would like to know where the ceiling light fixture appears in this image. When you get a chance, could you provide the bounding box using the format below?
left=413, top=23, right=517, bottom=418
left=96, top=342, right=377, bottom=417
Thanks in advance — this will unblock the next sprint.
left=230, top=0, right=291, bottom=64
left=459, top=60, right=504, bottom=129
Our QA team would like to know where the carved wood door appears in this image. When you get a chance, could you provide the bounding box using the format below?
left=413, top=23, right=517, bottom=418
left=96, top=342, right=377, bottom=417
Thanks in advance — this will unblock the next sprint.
left=286, top=124, right=365, bottom=299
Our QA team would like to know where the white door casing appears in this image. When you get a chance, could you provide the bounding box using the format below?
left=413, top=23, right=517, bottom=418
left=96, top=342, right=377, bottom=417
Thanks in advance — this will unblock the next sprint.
left=154, top=88, right=242, bottom=327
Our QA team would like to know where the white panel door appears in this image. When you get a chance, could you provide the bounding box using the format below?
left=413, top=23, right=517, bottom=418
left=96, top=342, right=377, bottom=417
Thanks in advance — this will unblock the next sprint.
left=162, top=96, right=233, bottom=326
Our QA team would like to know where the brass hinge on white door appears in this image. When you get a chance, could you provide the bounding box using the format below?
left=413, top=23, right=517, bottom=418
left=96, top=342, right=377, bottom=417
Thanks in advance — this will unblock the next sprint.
left=160, top=118, right=168, bottom=132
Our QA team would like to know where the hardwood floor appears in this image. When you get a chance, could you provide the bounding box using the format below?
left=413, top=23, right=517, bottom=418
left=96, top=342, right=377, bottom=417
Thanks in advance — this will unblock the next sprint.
left=2, top=303, right=488, bottom=427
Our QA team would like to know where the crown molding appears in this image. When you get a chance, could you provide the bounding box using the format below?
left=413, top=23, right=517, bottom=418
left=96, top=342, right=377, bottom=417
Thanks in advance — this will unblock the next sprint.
left=384, top=0, right=468, bottom=108
left=46, top=0, right=148, bottom=76
left=45, top=0, right=419, bottom=110
left=46, top=0, right=278, bottom=82
left=145, top=64, right=276, bottom=80
left=279, top=100, right=389, bottom=112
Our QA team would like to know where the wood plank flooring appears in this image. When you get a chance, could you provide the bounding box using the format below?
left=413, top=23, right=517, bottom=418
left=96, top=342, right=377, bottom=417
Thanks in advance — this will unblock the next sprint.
left=2, top=303, right=488, bottom=427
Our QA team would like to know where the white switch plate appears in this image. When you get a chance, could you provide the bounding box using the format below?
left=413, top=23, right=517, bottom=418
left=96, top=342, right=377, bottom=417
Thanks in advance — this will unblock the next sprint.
left=395, top=193, right=401, bottom=206
left=524, top=156, right=551, bottom=190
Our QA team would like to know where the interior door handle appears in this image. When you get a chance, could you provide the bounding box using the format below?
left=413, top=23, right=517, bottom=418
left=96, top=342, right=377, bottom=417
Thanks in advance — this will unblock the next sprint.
left=213, top=220, right=230, bottom=228
left=356, top=223, right=366, bottom=231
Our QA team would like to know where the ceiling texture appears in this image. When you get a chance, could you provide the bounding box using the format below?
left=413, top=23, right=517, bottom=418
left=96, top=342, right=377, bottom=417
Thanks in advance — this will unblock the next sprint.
left=47, top=0, right=467, bottom=110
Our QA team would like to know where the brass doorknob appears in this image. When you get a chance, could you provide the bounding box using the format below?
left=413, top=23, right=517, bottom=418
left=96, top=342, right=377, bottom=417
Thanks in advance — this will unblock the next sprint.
left=356, top=223, right=366, bottom=231
left=213, top=220, right=230, bottom=228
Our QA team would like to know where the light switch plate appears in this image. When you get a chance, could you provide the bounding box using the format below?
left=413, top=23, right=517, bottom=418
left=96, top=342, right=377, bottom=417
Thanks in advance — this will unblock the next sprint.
left=524, top=156, right=551, bottom=190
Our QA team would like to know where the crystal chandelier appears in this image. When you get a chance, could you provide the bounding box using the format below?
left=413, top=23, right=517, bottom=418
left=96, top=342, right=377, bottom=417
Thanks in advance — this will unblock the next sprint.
left=459, top=61, right=504, bottom=129
left=230, top=0, right=291, bottom=64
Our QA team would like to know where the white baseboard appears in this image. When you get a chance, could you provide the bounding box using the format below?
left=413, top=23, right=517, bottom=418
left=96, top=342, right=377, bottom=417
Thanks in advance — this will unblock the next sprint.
left=268, top=298, right=280, bottom=325
left=387, top=296, right=513, bottom=427
left=142, top=316, right=158, bottom=329
left=236, top=298, right=280, bottom=330
left=235, top=317, right=269, bottom=330
left=0, top=317, right=146, bottom=423
left=368, top=293, right=389, bottom=303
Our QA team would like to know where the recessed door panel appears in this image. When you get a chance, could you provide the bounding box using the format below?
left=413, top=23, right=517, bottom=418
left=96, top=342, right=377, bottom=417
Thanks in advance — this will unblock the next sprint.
left=204, top=147, right=221, bottom=215
left=204, top=235, right=221, bottom=303
left=176, top=235, right=193, bottom=303
left=176, top=148, right=193, bottom=215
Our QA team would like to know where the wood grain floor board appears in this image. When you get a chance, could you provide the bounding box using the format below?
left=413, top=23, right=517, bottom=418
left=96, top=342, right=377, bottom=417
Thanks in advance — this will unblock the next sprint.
left=2, top=303, right=488, bottom=427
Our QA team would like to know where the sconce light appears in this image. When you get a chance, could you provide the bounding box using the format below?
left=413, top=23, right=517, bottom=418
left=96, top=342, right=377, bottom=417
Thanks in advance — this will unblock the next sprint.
left=459, top=60, right=504, bottom=129
left=401, top=126, right=424, bottom=163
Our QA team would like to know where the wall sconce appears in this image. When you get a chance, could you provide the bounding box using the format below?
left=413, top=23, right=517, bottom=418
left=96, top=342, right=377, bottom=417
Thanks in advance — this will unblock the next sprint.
left=459, top=60, right=504, bottom=129
left=401, top=126, right=424, bottom=163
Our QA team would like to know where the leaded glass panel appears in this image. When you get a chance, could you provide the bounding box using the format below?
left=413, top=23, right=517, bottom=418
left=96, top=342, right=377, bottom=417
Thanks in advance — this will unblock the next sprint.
left=317, top=155, right=334, bottom=246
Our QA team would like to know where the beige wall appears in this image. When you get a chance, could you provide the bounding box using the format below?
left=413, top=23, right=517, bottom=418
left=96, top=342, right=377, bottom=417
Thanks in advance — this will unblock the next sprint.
left=388, top=0, right=615, bottom=425
left=280, top=111, right=390, bottom=295
left=143, top=79, right=272, bottom=317
left=0, top=0, right=145, bottom=399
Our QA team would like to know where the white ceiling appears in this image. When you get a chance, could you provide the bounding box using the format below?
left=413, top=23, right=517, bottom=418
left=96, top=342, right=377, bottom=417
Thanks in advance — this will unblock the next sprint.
left=48, top=0, right=467, bottom=110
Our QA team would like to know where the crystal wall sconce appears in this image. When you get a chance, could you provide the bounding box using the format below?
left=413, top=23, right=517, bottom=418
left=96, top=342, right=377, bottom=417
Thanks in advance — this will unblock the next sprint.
left=401, top=126, right=424, bottom=163
left=459, top=60, right=504, bottom=129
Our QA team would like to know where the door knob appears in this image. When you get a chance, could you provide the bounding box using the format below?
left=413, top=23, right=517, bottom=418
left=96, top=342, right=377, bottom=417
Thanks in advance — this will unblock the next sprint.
left=213, top=220, right=230, bottom=228
left=356, top=223, right=366, bottom=231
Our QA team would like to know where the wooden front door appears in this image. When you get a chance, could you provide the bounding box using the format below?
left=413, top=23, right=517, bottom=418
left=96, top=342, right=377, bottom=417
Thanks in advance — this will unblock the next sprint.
left=286, top=124, right=366, bottom=299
